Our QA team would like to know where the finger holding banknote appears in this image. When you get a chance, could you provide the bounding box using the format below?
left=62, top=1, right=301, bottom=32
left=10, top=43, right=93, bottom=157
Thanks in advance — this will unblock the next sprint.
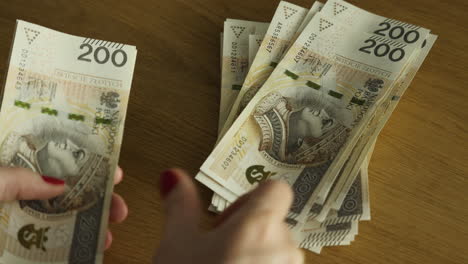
left=105, top=166, right=129, bottom=250
left=0, top=167, right=66, bottom=201
left=0, top=166, right=128, bottom=251
left=154, top=169, right=303, bottom=264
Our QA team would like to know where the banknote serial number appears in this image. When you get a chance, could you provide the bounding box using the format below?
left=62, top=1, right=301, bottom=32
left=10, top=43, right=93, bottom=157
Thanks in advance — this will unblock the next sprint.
left=266, top=22, right=283, bottom=53
left=230, top=42, right=239, bottom=73
left=294, top=33, right=317, bottom=63
left=15, top=49, right=28, bottom=91
left=221, top=136, right=247, bottom=170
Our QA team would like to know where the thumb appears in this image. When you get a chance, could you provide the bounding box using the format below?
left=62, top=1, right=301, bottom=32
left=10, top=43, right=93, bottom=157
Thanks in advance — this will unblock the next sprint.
left=159, top=168, right=201, bottom=235
left=0, top=167, right=65, bottom=201
left=221, top=180, right=294, bottom=232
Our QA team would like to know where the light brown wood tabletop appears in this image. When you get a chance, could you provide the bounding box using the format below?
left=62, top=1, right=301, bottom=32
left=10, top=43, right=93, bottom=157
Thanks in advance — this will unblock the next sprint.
left=0, top=0, right=467, bottom=263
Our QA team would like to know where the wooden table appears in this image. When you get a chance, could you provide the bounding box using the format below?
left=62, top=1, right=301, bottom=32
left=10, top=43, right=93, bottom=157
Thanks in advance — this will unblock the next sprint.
left=0, top=0, right=467, bottom=263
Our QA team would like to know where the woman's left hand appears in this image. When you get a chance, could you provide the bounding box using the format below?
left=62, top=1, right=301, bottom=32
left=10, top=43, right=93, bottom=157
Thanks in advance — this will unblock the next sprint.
left=0, top=166, right=128, bottom=250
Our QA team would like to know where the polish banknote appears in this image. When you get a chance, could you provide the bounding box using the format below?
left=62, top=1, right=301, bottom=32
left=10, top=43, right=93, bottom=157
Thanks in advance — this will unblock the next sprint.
left=218, top=1, right=309, bottom=138
left=298, top=154, right=372, bottom=252
left=286, top=1, right=324, bottom=55
left=321, top=33, right=438, bottom=217
left=321, top=0, right=429, bottom=48
left=0, top=20, right=137, bottom=264
left=199, top=0, right=311, bottom=210
left=299, top=34, right=437, bottom=252
left=293, top=2, right=431, bottom=220
left=219, top=19, right=269, bottom=131
left=248, top=34, right=264, bottom=69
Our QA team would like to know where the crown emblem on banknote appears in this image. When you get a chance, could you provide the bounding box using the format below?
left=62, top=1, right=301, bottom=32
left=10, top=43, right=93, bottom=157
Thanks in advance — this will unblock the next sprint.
left=24, top=27, right=40, bottom=45
left=246, top=165, right=276, bottom=184
left=364, top=78, right=384, bottom=92
left=100, top=91, right=120, bottom=108
left=333, top=2, right=348, bottom=16
left=230, top=26, right=246, bottom=38
left=18, top=224, right=50, bottom=251
left=319, top=18, right=334, bottom=32
left=283, top=6, right=298, bottom=19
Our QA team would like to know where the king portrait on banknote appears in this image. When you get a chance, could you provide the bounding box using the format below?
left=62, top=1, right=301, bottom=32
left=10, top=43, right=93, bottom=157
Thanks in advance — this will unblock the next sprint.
left=253, top=87, right=349, bottom=166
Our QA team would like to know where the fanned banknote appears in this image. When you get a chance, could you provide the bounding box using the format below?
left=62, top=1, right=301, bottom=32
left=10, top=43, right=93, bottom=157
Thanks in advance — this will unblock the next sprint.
left=291, top=1, right=432, bottom=221
left=287, top=1, right=324, bottom=55
left=248, top=34, right=264, bottom=69
left=322, top=33, right=438, bottom=216
left=298, top=155, right=371, bottom=251
left=211, top=1, right=326, bottom=213
left=198, top=0, right=310, bottom=208
left=301, top=34, right=437, bottom=250
left=321, top=0, right=429, bottom=47
left=219, top=19, right=269, bottom=131
left=217, top=1, right=309, bottom=138
left=0, top=20, right=137, bottom=264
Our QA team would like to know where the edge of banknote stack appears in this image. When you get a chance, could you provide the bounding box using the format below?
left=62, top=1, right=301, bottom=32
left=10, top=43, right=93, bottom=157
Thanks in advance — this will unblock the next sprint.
left=197, top=0, right=437, bottom=254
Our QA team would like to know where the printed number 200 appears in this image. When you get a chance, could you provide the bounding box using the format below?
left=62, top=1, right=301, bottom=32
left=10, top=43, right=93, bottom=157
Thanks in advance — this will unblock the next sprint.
left=358, top=39, right=405, bottom=62
left=77, top=44, right=127, bottom=67
left=374, top=22, right=420, bottom=44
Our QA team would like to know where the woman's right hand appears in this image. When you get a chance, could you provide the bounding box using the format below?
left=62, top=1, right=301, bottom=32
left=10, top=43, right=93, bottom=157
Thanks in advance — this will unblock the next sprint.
left=154, top=169, right=304, bottom=264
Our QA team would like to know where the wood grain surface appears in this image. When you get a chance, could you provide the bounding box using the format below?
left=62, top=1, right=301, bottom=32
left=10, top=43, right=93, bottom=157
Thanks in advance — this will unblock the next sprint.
left=0, top=0, right=467, bottom=263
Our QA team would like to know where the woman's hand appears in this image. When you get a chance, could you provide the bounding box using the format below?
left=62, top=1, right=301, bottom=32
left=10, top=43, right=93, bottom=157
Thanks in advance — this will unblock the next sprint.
left=105, top=167, right=129, bottom=250
left=154, top=169, right=304, bottom=264
left=0, top=166, right=128, bottom=250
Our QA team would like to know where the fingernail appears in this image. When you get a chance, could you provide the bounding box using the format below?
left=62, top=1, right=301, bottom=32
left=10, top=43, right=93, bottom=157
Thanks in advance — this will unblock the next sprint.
left=160, top=170, right=179, bottom=198
left=41, top=175, right=65, bottom=185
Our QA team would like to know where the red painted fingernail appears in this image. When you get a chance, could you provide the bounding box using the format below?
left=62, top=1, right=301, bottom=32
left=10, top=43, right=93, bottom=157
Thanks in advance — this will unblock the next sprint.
left=41, top=175, right=65, bottom=185
left=160, top=170, right=179, bottom=198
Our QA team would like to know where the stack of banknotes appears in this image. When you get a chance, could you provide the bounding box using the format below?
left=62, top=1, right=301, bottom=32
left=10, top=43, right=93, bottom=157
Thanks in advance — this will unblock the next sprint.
left=196, top=0, right=437, bottom=253
left=0, top=21, right=137, bottom=263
